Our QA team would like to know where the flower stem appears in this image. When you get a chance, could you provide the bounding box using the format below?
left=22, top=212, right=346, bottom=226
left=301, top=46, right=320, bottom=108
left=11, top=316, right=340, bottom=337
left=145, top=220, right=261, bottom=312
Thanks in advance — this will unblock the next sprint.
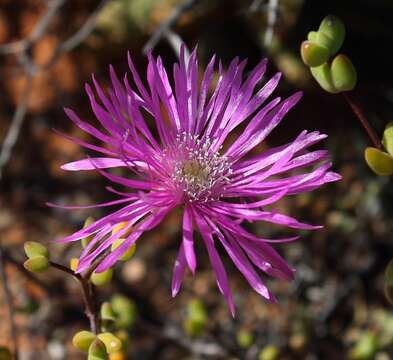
left=49, top=261, right=100, bottom=334
left=343, top=92, right=383, bottom=150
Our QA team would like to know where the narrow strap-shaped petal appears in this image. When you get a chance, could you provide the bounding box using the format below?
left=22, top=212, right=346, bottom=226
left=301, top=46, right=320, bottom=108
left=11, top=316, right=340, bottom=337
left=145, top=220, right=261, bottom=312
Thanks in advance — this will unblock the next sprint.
left=195, top=54, right=216, bottom=134
left=227, top=92, right=302, bottom=161
left=53, top=129, right=117, bottom=157
left=230, top=231, right=294, bottom=281
left=46, top=196, right=134, bottom=210
left=127, top=51, right=151, bottom=102
left=212, top=189, right=288, bottom=210
left=193, top=209, right=236, bottom=316
left=182, top=206, right=196, bottom=273
left=94, top=206, right=173, bottom=272
left=61, top=157, right=130, bottom=171
left=198, top=208, right=294, bottom=280
left=206, top=218, right=276, bottom=301
left=171, top=242, right=187, bottom=297
left=209, top=203, right=321, bottom=230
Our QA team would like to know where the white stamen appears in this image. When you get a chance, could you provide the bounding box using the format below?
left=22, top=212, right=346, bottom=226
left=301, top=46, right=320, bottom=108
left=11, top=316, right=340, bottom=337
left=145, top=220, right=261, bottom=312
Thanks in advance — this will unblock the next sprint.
left=164, top=132, right=232, bottom=202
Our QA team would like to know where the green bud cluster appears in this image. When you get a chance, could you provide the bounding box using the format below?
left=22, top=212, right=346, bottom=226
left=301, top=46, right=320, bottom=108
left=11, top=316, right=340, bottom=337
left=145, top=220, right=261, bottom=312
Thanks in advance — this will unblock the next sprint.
left=23, top=241, right=50, bottom=273
left=365, top=122, right=393, bottom=176
left=183, top=299, right=207, bottom=337
left=72, top=330, right=122, bottom=359
left=301, top=15, right=357, bottom=93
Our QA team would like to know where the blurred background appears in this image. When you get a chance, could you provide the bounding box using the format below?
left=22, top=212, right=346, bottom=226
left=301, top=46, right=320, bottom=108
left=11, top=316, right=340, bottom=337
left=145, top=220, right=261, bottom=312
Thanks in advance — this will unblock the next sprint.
left=1, top=0, right=393, bottom=359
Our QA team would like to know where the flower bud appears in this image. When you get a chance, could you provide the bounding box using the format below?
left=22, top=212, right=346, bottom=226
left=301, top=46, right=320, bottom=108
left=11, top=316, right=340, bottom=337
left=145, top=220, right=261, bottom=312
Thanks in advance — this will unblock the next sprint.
left=70, top=258, right=79, bottom=272
left=91, top=268, right=113, bottom=286
left=318, top=15, right=345, bottom=55
left=82, top=217, right=95, bottom=248
left=382, top=121, right=393, bottom=156
left=24, top=255, right=49, bottom=273
left=88, top=339, right=107, bottom=360
left=364, top=147, right=393, bottom=176
left=72, top=330, right=96, bottom=352
left=331, top=54, right=357, bottom=92
left=300, top=41, right=329, bottom=67
left=24, top=241, right=48, bottom=259
left=111, top=239, right=136, bottom=261
left=310, top=63, right=338, bottom=94
left=97, top=332, right=122, bottom=354
left=101, top=302, right=116, bottom=321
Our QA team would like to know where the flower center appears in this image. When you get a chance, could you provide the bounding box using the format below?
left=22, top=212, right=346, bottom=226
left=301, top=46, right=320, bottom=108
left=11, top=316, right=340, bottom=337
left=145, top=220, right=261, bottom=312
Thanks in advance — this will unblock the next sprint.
left=167, top=133, right=232, bottom=202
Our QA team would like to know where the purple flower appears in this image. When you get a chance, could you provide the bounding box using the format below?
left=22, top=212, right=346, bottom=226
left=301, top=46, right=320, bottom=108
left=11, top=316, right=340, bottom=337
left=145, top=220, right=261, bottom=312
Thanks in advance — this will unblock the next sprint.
left=55, top=47, right=340, bottom=315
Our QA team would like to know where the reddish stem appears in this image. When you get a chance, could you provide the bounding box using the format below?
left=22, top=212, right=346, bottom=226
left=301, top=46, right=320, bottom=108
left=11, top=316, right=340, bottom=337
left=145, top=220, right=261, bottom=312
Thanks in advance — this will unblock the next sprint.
left=343, top=92, right=383, bottom=150
left=49, top=261, right=100, bottom=334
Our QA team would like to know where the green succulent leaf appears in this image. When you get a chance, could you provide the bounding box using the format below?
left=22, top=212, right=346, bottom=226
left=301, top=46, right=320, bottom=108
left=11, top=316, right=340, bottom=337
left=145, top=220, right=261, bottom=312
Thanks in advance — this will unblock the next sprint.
left=184, top=299, right=208, bottom=337
left=97, top=332, right=122, bottom=354
left=350, top=331, right=379, bottom=360
left=82, top=217, right=95, bottom=248
left=307, top=31, right=318, bottom=43
left=385, top=259, right=393, bottom=286
left=382, top=121, right=393, bottom=156
left=88, top=339, right=107, bottom=360
left=72, top=330, right=96, bottom=352
left=384, top=283, right=393, bottom=305
left=91, top=268, right=113, bottom=286
left=258, top=345, right=280, bottom=360
left=237, top=329, right=254, bottom=348
left=111, top=238, right=136, bottom=261
left=101, top=302, right=117, bottom=322
left=300, top=41, right=329, bottom=67
left=315, top=31, right=336, bottom=54
left=23, top=255, right=49, bottom=273
left=364, top=147, right=393, bottom=176
left=318, top=15, right=346, bottom=55
left=331, top=54, right=357, bottom=92
left=111, top=295, right=137, bottom=329
left=310, top=63, right=339, bottom=94
left=24, top=241, right=48, bottom=259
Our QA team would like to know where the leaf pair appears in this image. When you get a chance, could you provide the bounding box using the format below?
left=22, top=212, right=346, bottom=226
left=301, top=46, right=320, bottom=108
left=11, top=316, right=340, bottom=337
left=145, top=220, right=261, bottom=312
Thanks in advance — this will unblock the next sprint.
left=365, top=122, right=393, bottom=176
left=301, top=15, right=357, bottom=93
left=23, top=242, right=49, bottom=273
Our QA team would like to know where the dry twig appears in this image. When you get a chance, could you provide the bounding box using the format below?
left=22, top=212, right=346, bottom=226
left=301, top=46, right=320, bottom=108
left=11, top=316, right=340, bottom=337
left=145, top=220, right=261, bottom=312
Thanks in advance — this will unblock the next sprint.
left=143, top=0, right=199, bottom=54
left=0, top=0, right=109, bottom=179
left=264, top=0, right=279, bottom=48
